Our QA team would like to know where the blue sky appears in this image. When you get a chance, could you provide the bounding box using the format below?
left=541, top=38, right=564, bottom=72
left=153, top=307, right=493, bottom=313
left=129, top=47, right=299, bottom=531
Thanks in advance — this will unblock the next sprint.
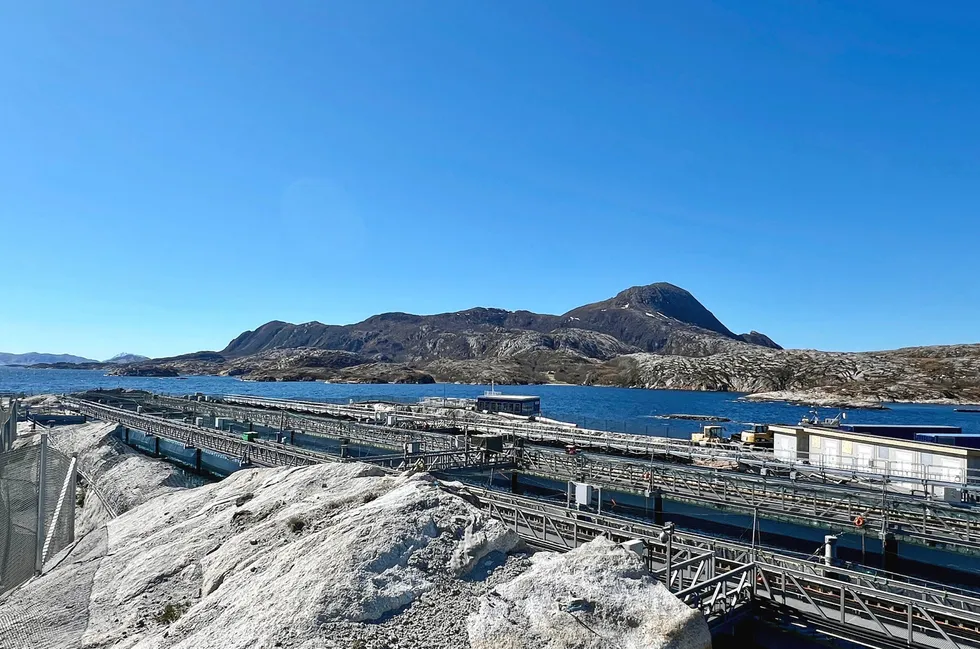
left=2, top=1, right=978, bottom=359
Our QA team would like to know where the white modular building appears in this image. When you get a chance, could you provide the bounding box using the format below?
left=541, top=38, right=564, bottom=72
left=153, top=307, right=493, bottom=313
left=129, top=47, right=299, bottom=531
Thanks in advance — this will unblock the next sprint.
left=769, top=424, right=980, bottom=498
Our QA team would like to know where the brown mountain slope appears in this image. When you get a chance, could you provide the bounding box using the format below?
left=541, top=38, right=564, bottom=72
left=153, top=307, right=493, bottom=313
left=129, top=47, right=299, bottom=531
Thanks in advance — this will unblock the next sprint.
left=111, top=282, right=980, bottom=405
left=221, top=283, right=777, bottom=363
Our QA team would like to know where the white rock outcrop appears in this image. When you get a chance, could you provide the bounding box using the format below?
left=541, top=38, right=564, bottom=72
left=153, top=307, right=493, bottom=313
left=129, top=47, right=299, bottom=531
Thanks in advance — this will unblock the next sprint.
left=468, top=537, right=711, bottom=649
left=48, top=421, right=208, bottom=535
left=741, top=389, right=886, bottom=410
left=1, top=462, right=521, bottom=649
left=2, top=449, right=712, bottom=649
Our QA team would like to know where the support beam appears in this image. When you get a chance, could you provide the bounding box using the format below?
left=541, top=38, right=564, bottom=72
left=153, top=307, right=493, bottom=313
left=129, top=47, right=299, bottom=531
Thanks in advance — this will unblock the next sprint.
left=67, top=455, right=77, bottom=543
left=881, top=532, right=899, bottom=572
left=35, top=432, right=48, bottom=574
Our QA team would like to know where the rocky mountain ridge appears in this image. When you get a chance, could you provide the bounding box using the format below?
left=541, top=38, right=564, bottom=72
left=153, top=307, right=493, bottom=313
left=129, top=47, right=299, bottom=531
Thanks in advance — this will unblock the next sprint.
left=102, top=340, right=980, bottom=406
left=221, top=282, right=780, bottom=363
left=78, top=282, right=980, bottom=404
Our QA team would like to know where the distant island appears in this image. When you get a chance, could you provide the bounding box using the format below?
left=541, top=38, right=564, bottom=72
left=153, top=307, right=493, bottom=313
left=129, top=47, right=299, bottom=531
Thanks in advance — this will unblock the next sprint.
left=19, top=282, right=980, bottom=407
left=0, top=352, right=99, bottom=366
left=1, top=351, right=148, bottom=367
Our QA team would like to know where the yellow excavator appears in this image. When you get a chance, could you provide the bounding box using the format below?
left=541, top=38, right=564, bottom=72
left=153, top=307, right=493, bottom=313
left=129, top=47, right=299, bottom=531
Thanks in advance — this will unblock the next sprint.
left=732, top=424, right=774, bottom=448
left=690, top=425, right=726, bottom=446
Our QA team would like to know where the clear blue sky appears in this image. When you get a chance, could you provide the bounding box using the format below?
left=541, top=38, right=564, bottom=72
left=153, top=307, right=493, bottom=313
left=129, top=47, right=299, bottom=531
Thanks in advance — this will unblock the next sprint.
left=2, top=1, right=978, bottom=360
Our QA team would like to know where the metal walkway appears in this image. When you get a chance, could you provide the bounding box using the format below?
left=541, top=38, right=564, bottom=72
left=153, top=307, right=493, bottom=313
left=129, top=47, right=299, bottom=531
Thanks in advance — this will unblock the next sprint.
left=65, top=398, right=511, bottom=474
left=148, top=394, right=456, bottom=453
left=60, top=392, right=980, bottom=648
left=138, top=393, right=980, bottom=555
left=216, top=393, right=980, bottom=494
left=468, top=489, right=980, bottom=649
left=519, top=447, right=980, bottom=555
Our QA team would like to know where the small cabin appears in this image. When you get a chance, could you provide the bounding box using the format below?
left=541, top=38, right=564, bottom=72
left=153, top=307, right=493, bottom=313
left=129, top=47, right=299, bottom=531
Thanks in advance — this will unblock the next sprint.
left=475, top=394, right=541, bottom=417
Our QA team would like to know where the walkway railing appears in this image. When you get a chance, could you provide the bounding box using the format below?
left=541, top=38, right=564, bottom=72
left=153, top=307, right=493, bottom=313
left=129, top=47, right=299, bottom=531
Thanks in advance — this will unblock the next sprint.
left=213, top=393, right=980, bottom=493
left=467, top=488, right=980, bottom=648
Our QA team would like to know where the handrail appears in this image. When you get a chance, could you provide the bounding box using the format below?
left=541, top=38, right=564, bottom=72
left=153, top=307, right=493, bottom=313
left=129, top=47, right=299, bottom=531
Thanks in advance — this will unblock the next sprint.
left=676, top=563, right=756, bottom=598
left=470, top=488, right=980, bottom=609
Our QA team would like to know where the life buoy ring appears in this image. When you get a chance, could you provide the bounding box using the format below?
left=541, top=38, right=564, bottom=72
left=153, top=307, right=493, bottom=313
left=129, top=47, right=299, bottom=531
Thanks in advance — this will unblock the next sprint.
left=854, top=516, right=866, bottom=528
left=643, top=472, right=651, bottom=481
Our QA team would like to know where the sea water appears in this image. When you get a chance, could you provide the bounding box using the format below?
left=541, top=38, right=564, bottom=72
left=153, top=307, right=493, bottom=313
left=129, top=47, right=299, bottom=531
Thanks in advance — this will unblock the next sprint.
left=3, top=366, right=978, bottom=436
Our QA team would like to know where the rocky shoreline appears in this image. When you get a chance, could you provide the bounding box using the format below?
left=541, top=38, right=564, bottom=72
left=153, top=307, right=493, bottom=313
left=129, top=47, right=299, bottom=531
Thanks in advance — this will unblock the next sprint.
left=740, top=390, right=889, bottom=410
left=27, top=340, right=980, bottom=407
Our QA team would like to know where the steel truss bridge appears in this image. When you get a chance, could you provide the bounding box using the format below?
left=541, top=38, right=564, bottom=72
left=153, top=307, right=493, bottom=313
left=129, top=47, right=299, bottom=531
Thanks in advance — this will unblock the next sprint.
left=64, top=398, right=512, bottom=474
left=147, top=394, right=457, bottom=453
left=127, top=393, right=980, bottom=556
left=215, top=394, right=980, bottom=493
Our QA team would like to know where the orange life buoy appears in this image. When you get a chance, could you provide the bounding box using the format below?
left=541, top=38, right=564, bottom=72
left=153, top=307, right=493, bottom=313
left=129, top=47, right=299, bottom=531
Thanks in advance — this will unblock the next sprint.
left=643, top=472, right=651, bottom=480
left=854, top=516, right=865, bottom=528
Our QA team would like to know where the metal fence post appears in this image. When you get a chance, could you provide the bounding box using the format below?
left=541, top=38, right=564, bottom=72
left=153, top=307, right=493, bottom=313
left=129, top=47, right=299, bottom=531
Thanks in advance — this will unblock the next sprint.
left=7, top=400, right=14, bottom=451
left=35, top=432, right=48, bottom=574
left=662, top=522, right=675, bottom=592
left=68, top=454, right=77, bottom=543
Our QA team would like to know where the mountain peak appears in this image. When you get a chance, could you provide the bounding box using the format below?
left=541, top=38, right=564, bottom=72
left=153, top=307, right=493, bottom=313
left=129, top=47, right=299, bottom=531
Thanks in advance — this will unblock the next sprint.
left=584, top=283, right=735, bottom=338
left=612, top=283, right=692, bottom=307
left=737, top=331, right=782, bottom=350
left=105, top=353, right=150, bottom=364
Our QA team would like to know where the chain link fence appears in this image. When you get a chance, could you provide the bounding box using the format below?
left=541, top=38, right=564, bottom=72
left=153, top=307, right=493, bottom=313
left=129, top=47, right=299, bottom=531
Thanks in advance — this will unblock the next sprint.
left=0, top=446, right=40, bottom=592
left=0, top=434, right=77, bottom=594
left=0, top=418, right=115, bottom=649
left=0, top=400, right=16, bottom=453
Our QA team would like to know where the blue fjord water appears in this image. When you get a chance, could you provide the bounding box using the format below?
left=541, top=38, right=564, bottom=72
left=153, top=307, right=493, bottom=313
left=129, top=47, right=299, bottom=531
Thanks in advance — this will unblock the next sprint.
left=3, top=365, right=979, bottom=436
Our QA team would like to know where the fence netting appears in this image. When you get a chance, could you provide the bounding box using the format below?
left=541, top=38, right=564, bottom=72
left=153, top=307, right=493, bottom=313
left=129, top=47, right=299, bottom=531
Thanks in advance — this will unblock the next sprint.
left=0, top=430, right=110, bottom=649
left=0, top=442, right=76, bottom=594
left=0, top=522, right=108, bottom=649
left=0, top=446, right=41, bottom=593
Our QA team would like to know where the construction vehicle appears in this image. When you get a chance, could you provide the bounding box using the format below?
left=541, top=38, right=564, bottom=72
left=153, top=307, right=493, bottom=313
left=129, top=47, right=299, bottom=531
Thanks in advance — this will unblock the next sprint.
left=732, top=423, right=774, bottom=447
left=690, top=425, right=726, bottom=446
